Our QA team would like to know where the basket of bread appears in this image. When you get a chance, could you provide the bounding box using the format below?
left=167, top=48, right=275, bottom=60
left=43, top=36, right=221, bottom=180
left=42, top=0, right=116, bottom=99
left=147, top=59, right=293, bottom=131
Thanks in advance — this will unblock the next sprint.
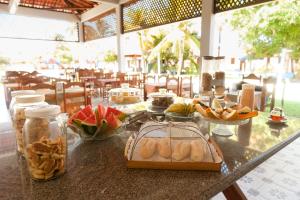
left=193, top=98, right=258, bottom=123
left=124, top=121, right=223, bottom=171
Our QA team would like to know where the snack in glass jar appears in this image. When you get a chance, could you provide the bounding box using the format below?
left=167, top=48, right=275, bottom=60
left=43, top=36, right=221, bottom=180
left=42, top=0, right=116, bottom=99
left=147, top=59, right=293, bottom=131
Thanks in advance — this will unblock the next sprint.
left=12, top=94, right=47, bottom=154
left=24, top=105, right=67, bottom=181
left=202, top=73, right=213, bottom=91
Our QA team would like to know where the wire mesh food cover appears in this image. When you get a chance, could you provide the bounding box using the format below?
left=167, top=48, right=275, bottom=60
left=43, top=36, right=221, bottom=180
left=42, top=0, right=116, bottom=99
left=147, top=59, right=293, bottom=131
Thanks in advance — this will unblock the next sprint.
left=126, top=121, right=222, bottom=163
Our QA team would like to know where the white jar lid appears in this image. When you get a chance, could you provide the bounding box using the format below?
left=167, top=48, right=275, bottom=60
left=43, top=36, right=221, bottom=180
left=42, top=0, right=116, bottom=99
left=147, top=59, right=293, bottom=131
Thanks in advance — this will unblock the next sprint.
left=25, top=105, right=61, bottom=118
left=11, top=90, right=36, bottom=97
left=15, top=94, right=45, bottom=104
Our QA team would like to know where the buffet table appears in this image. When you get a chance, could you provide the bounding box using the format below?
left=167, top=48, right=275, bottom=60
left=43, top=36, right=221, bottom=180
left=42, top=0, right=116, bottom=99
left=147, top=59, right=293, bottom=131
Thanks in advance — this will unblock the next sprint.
left=0, top=112, right=300, bottom=199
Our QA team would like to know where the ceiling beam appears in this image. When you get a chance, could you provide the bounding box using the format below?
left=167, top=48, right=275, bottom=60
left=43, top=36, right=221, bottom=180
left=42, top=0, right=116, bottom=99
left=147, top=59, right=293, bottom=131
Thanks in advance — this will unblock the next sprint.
left=0, top=4, right=79, bottom=22
left=81, top=0, right=130, bottom=22
left=8, top=0, right=20, bottom=14
left=90, top=0, right=119, bottom=6
left=80, top=3, right=115, bottom=22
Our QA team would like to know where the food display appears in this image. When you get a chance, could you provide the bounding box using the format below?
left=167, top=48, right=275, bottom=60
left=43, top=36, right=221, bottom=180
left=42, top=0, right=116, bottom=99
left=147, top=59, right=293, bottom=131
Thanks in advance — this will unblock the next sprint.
left=125, top=121, right=223, bottom=171
left=12, top=94, right=47, bottom=154
left=68, top=104, right=126, bottom=140
left=109, top=83, right=141, bottom=104
left=23, top=105, right=67, bottom=181
left=193, top=98, right=258, bottom=122
left=148, top=90, right=176, bottom=110
left=165, top=103, right=195, bottom=117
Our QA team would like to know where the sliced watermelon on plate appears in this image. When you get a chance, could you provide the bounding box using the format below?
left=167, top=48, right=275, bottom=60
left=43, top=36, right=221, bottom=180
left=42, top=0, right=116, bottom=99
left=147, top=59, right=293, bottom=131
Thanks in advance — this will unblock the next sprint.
left=105, top=107, right=126, bottom=121
left=106, top=112, right=122, bottom=129
left=81, top=105, right=94, bottom=118
left=82, top=114, right=97, bottom=126
left=68, top=110, right=88, bottom=125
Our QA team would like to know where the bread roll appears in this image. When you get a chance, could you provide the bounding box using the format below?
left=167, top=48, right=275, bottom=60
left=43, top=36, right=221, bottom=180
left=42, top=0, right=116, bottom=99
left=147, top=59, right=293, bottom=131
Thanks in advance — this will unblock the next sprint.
left=190, top=140, right=206, bottom=162
left=139, top=138, right=157, bottom=159
left=157, top=138, right=171, bottom=158
left=172, top=141, right=191, bottom=161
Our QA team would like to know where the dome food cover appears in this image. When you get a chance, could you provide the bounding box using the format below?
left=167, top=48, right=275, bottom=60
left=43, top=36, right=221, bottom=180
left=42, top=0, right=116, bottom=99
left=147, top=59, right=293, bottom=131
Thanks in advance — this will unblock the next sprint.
left=109, top=84, right=141, bottom=105
left=125, top=121, right=223, bottom=171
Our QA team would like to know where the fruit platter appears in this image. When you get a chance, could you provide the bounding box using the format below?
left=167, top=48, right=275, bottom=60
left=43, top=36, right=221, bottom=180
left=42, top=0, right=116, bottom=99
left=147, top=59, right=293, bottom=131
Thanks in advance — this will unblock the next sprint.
left=68, top=104, right=126, bottom=140
left=193, top=98, right=258, bottom=125
left=164, top=103, right=196, bottom=121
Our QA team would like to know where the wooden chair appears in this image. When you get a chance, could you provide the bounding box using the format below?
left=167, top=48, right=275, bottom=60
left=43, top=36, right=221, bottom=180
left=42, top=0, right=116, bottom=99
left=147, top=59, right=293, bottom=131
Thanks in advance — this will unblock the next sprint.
left=116, top=72, right=126, bottom=85
left=261, top=77, right=276, bottom=111
left=20, top=77, right=44, bottom=89
left=158, top=74, right=169, bottom=84
left=242, top=73, right=262, bottom=85
left=180, top=76, right=192, bottom=98
left=94, top=80, right=113, bottom=102
left=144, top=74, right=156, bottom=84
left=94, top=72, right=104, bottom=79
left=51, top=78, right=70, bottom=84
left=78, top=69, right=94, bottom=80
left=104, top=72, right=114, bottom=79
left=166, top=77, right=180, bottom=96
left=63, top=82, right=88, bottom=115
left=31, top=83, right=57, bottom=105
left=128, top=74, right=141, bottom=88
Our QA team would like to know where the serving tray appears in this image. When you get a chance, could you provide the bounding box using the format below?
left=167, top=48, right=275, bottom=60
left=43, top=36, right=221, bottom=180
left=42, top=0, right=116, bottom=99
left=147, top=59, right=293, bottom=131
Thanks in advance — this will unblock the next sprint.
left=124, top=137, right=223, bottom=171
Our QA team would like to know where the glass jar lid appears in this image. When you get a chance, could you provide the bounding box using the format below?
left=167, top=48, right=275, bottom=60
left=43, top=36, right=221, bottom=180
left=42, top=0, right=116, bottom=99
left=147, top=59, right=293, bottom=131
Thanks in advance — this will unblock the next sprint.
left=11, top=90, right=36, bottom=98
left=25, top=105, right=61, bottom=118
left=148, top=92, right=176, bottom=98
left=15, top=94, right=45, bottom=104
left=109, top=87, right=140, bottom=93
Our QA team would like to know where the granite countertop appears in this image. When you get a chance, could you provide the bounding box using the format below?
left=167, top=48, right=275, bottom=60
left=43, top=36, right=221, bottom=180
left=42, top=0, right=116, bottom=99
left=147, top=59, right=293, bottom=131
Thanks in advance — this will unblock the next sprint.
left=1, top=113, right=300, bottom=200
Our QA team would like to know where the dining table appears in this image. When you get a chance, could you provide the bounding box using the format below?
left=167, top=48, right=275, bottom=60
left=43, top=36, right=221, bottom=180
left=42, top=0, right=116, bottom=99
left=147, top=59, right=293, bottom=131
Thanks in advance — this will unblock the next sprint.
left=1, top=108, right=299, bottom=200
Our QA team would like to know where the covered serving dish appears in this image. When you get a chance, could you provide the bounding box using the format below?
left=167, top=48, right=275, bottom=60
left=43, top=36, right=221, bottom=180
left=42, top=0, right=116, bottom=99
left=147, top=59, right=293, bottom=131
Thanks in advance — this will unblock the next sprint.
left=125, top=121, right=223, bottom=171
left=148, top=89, right=176, bottom=111
left=109, top=83, right=141, bottom=104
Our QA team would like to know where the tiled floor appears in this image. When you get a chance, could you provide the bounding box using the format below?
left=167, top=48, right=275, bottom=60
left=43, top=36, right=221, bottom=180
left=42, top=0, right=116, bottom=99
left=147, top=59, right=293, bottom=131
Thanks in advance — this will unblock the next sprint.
left=212, top=138, right=300, bottom=200
left=1, top=86, right=300, bottom=199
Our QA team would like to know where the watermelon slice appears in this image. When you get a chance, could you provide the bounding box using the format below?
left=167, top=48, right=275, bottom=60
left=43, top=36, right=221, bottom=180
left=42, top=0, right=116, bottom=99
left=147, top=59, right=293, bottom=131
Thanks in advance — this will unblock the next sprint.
left=106, top=112, right=122, bottom=129
left=81, top=105, right=94, bottom=118
left=105, top=107, right=126, bottom=121
left=81, top=115, right=97, bottom=126
left=68, top=111, right=88, bottom=125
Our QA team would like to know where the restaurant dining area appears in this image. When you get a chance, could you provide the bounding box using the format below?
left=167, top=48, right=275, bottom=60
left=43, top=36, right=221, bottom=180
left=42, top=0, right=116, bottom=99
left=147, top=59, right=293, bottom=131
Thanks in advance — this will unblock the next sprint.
left=1, top=0, right=300, bottom=200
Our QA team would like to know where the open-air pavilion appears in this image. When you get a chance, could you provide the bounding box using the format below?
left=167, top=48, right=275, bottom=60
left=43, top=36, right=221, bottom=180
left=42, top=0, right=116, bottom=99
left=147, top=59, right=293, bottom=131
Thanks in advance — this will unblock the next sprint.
left=1, top=0, right=300, bottom=200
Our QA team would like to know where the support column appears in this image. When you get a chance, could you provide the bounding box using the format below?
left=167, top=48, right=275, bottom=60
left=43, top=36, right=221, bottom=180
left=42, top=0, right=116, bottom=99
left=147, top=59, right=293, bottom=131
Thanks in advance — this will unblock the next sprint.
left=116, top=5, right=123, bottom=72
left=199, top=0, right=215, bottom=93
left=200, top=0, right=215, bottom=59
left=78, top=22, right=84, bottom=43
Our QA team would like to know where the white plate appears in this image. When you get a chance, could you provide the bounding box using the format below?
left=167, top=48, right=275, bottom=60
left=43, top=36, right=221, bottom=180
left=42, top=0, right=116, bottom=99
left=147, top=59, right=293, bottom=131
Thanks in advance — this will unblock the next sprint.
left=199, top=115, right=250, bottom=125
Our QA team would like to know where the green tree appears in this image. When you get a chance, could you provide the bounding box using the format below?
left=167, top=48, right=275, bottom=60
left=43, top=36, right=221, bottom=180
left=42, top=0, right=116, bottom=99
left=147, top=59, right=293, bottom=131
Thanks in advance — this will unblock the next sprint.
left=53, top=44, right=73, bottom=66
left=230, top=0, right=300, bottom=69
left=103, top=50, right=118, bottom=63
left=0, top=56, right=10, bottom=70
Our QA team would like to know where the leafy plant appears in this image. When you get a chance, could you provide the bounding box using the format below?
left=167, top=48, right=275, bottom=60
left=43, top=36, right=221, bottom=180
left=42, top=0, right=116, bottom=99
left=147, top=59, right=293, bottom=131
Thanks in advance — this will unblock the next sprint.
left=103, top=51, right=117, bottom=63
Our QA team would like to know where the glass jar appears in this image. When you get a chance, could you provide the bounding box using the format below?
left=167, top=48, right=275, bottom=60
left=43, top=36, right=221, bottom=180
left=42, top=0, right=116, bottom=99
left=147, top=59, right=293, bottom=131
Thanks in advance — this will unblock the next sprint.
left=148, top=90, right=176, bottom=109
left=13, top=94, right=47, bottom=154
left=9, top=90, right=36, bottom=119
left=23, top=105, right=67, bottom=181
left=240, top=84, right=255, bottom=109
